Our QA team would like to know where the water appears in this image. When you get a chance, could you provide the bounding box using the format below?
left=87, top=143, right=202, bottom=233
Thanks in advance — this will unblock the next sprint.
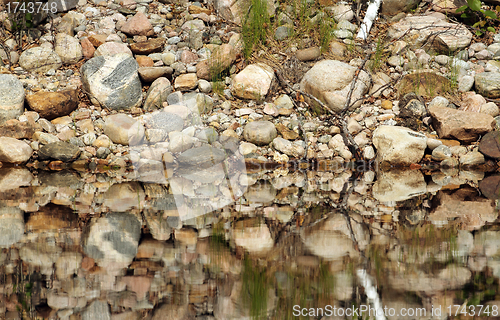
left=0, top=164, right=499, bottom=320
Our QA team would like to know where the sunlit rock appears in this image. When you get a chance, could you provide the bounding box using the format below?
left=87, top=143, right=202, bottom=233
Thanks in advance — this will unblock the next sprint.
left=372, top=170, right=427, bottom=202
left=231, top=219, right=274, bottom=255
left=0, top=167, right=33, bottom=192
left=101, top=182, right=145, bottom=212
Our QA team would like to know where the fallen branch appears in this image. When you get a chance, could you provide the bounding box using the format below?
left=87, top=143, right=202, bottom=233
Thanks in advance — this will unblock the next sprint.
left=356, top=0, right=383, bottom=40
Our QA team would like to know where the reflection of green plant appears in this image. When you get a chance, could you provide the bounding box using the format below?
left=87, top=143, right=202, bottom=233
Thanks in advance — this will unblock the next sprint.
left=456, top=0, right=499, bottom=36
left=242, top=0, right=270, bottom=58
left=242, top=257, right=269, bottom=320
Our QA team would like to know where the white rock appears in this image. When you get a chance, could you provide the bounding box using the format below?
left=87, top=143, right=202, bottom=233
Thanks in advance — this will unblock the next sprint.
left=0, top=137, right=33, bottom=163
left=231, top=63, right=275, bottom=100
left=372, top=125, right=427, bottom=165
left=55, top=33, right=83, bottom=64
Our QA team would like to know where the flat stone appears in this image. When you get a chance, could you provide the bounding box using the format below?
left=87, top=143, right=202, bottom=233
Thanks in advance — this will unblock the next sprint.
left=243, top=121, right=277, bottom=145
left=0, top=119, right=36, bottom=139
left=136, top=55, right=154, bottom=67
left=429, top=104, right=495, bottom=143
left=372, top=125, right=427, bottom=165
left=479, top=174, right=500, bottom=199
left=459, top=92, right=486, bottom=112
left=275, top=123, right=299, bottom=140
left=0, top=74, right=25, bottom=124
left=130, top=38, right=165, bottom=55
left=138, top=67, right=173, bottom=82
left=143, top=77, right=173, bottom=111
left=0, top=137, right=32, bottom=163
left=38, top=141, right=81, bottom=162
left=295, top=47, right=321, bottom=61
left=397, top=72, right=452, bottom=97
left=176, top=145, right=226, bottom=168
left=26, top=89, right=78, bottom=120
left=174, top=73, right=198, bottom=91
left=120, top=11, right=154, bottom=36
left=460, top=151, right=485, bottom=166
left=103, top=114, right=145, bottom=146
left=94, top=42, right=133, bottom=57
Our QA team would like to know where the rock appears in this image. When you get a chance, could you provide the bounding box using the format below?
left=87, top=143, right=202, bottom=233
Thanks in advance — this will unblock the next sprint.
left=331, top=3, right=354, bottom=21
left=148, top=111, right=184, bottom=134
left=180, top=50, right=199, bottom=64
left=138, top=66, right=173, bottom=82
left=119, top=12, right=153, bottom=36
left=275, top=123, right=299, bottom=140
left=0, top=74, right=25, bottom=124
left=295, top=47, right=321, bottom=61
left=176, top=145, right=226, bottom=168
left=213, top=0, right=275, bottom=25
left=81, top=37, right=95, bottom=59
left=459, top=92, right=486, bottom=112
left=104, top=114, right=145, bottom=146
left=174, top=73, right=198, bottom=91
left=38, top=141, right=81, bottom=161
left=460, top=151, right=485, bottom=166
left=143, top=77, right=173, bottom=111
left=458, top=75, right=475, bottom=92
left=197, top=79, right=212, bottom=93
left=480, top=102, right=500, bottom=117
left=130, top=38, right=165, bottom=55
left=19, top=46, right=62, bottom=73
left=196, top=44, right=236, bottom=80
left=431, top=0, right=467, bottom=14
left=272, top=137, right=305, bottom=158
left=168, top=131, right=195, bottom=153
left=0, top=137, right=32, bottom=163
left=56, top=252, right=82, bottom=279
left=231, top=63, right=275, bottom=100
left=479, top=131, right=500, bottom=159
left=300, top=60, right=370, bottom=113
left=82, top=300, right=110, bottom=320
left=370, top=72, right=392, bottom=98
left=54, top=33, right=83, bottom=64
left=475, top=72, right=500, bottom=98
left=0, top=119, right=35, bottom=139
left=26, top=89, right=78, bottom=120
left=243, top=121, right=277, bottom=145
left=432, top=144, right=451, bottom=161
left=372, top=126, right=427, bottom=165
left=428, top=104, right=495, bottom=143
left=381, top=0, right=420, bottom=15
left=479, top=174, right=500, bottom=199
left=94, top=42, right=133, bottom=57
left=387, top=55, right=404, bottom=67
left=387, top=12, right=472, bottom=52
left=373, top=170, right=427, bottom=202
left=398, top=72, right=452, bottom=97
left=136, top=55, right=154, bottom=67
left=81, top=53, right=142, bottom=110
left=399, top=99, right=427, bottom=129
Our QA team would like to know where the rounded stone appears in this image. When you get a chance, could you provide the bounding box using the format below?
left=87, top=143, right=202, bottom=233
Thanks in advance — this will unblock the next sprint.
left=432, top=144, right=451, bottom=161
left=19, top=46, right=62, bottom=73
left=0, top=74, right=25, bottom=124
left=243, top=121, right=277, bottom=146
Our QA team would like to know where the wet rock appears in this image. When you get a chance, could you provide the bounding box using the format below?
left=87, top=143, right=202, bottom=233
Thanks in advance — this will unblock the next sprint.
left=479, top=131, right=500, bottom=159
left=243, top=121, right=277, bottom=145
left=475, top=72, right=500, bottom=98
left=143, top=77, right=173, bottom=111
left=372, top=125, right=427, bottom=165
left=432, top=144, right=452, bottom=161
left=119, top=11, right=153, bottom=36
left=232, top=219, right=274, bottom=255
left=0, top=207, right=24, bottom=247
left=54, top=32, right=83, bottom=64
left=19, top=46, right=62, bottom=73
left=0, top=137, right=33, bottom=163
left=26, top=89, right=78, bottom=120
left=0, top=167, right=32, bottom=192
left=81, top=53, right=142, bottom=110
left=231, top=63, right=275, bottom=100
left=387, top=12, right=472, bottom=52
left=479, top=174, right=500, bottom=199
left=84, top=213, right=141, bottom=272
left=38, top=141, right=81, bottom=162
left=372, top=170, right=427, bottom=202
left=300, top=60, right=370, bottom=113
left=295, top=47, right=321, bottom=61
left=130, top=38, right=165, bottom=55
left=428, top=104, right=495, bottom=143
left=0, top=74, right=25, bottom=124
left=103, top=114, right=145, bottom=146
left=177, top=145, right=226, bottom=168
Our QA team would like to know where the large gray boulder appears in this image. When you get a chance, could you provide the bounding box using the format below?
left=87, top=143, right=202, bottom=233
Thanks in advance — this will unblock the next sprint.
left=80, top=53, right=142, bottom=110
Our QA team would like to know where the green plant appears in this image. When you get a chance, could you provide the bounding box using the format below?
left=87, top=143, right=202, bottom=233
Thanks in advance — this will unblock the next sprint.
left=318, top=14, right=335, bottom=53
left=369, top=37, right=386, bottom=72
left=242, top=0, right=270, bottom=58
left=456, top=0, right=499, bottom=35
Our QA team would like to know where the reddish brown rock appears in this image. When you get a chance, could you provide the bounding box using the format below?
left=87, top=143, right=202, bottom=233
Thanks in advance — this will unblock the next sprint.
left=80, top=37, right=95, bottom=59
left=180, top=50, right=199, bottom=64
left=136, top=55, right=154, bottom=67
left=479, top=131, right=500, bottom=159
left=26, top=90, right=78, bottom=120
left=121, top=276, right=152, bottom=300
left=138, top=67, right=173, bottom=82
left=479, top=174, right=500, bottom=199
left=130, top=37, right=165, bottom=55
left=428, top=104, right=495, bottom=143
left=295, top=46, right=321, bottom=61
left=120, top=12, right=154, bottom=36
left=188, top=4, right=211, bottom=14
left=0, top=119, right=36, bottom=139
left=88, top=34, right=107, bottom=47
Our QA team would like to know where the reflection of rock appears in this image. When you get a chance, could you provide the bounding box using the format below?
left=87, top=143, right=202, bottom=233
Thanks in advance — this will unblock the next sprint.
left=429, top=188, right=497, bottom=230
left=232, top=218, right=274, bottom=255
left=56, top=252, right=82, bottom=279
left=102, top=182, right=145, bottom=212
left=20, top=240, right=62, bottom=274
left=244, top=180, right=276, bottom=204
left=0, top=167, right=33, bottom=192
left=152, top=303, right=188, bottom=320
left=388, top=264, right=471, bottom=292
left=144, top=209, right=173, bottom=241
left=82, top=300, right=110, bottom=320
left=372, top=170, right=427, bottom=202
left=0, top=207, right=25, bottom=247
left=84, top=213, right=141, bottom=273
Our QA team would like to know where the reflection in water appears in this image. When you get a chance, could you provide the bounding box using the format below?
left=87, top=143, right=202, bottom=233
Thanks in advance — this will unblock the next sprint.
left=0, top=166, right=500, bottom=319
